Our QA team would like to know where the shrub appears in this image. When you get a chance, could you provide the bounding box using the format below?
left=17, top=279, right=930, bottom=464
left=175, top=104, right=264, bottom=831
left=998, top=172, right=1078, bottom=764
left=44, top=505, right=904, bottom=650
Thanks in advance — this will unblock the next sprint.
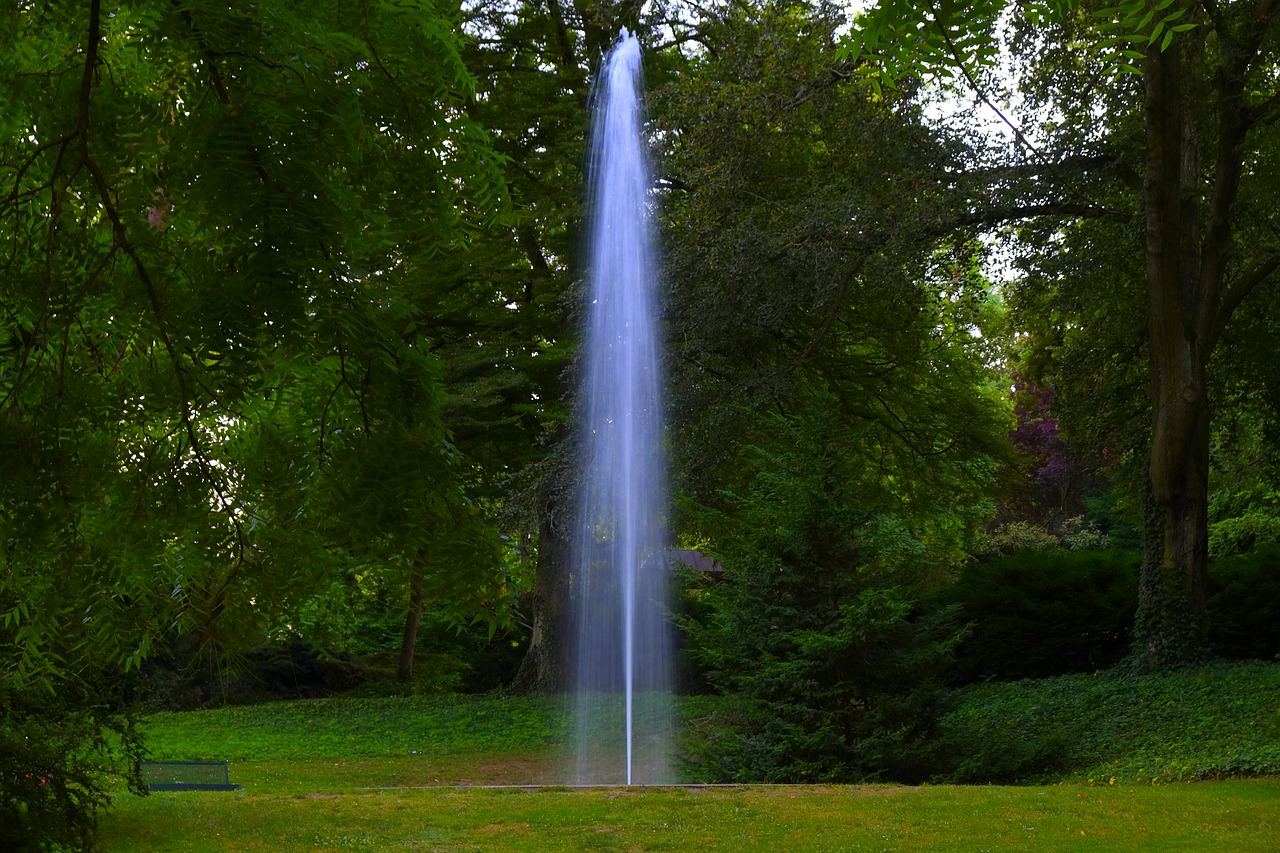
left=928, top=545, right=1280, bottom=683
left=681, top=403, right=976, bottom=783
left=680, top=588, right=963, bottom=784
left=929, top=549, right=1140, bottom=683
left=933, top=662, right=1280, bottom=784
left=239, top=642, right=366, bottom=699
left=1060, top=515, right=1111, bottom=551
left=1209, top=510, right=1280, bottom=558
left=131, top=637, right=367, bottom=709
left=0, top=676, right=145, bottom=852
left=1208, top=545, right=1280, bottom=661
left=976, top=521, right=1059, bottom=559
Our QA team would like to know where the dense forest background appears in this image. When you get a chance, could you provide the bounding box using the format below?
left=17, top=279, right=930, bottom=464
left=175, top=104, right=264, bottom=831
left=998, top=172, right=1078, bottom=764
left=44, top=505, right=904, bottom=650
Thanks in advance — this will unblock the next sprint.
left=3, top=0, right=1280, bottom=847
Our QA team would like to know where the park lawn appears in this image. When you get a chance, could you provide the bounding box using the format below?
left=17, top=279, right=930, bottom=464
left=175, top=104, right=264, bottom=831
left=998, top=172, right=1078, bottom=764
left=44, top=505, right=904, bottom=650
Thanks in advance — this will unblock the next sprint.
left=197, top=751, right=563, bottom=794
left=137, top=693, right=566, bottom=763
left=105, top=673, right=1280, bottom=849
left=99, top=777, right=1280, bottom=852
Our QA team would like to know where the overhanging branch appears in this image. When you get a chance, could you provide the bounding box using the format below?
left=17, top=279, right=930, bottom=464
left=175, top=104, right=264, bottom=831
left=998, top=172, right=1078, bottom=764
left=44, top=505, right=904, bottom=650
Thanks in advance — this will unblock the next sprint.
left=78, top=0, right=246, bottom=563
left=1212, top=252, right=1280, bottom=348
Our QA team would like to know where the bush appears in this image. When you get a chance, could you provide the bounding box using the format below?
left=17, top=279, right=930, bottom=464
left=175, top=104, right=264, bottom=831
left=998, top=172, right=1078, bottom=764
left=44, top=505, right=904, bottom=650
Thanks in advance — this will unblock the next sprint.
left=240, top=642, right=366, bottom=699
left=1208, top=545, right=1280, bottom=661
left=0, top=676, right=145, bottom=852
left=927, top=545, right=1280, bottom=683
left=976, top=521, right=1059, bottom=559
left=694, top=587, right=964, bottom=783
left=1060, top=515, right=1111, bottom=551
left=131, top=638, right=367, bottom=709
left=929, top=549, right=1140, bottom=683
left=933, top=662, right=1280, bottom=784
left=1209, top=509, right=1280, bottom=558
left=681, top=403, right=976, bottom=783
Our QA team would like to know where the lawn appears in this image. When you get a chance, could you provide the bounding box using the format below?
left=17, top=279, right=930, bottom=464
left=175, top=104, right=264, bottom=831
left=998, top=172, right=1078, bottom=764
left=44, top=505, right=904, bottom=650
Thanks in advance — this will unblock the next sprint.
left=99, top=778, right=1280, bottom=852
left=95, top=676, right=1280, bottom=851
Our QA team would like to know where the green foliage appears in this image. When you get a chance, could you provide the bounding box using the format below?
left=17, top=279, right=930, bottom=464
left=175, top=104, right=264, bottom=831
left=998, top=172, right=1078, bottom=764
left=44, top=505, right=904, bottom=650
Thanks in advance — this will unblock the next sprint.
left=656, top=0, right=1013, bottom=517
left=929, top=550, right=1140, bottom=683
left=841, top=0, right=1007, bottom=93
left=0, top=669, right=146, bottom=853
left=655, top=0, right=1017, bottom=755
left=277, top=570, right=409, bottom=659
left=842, top=1, right=1193, bottom=91
left=1060, top=515, right=1113, bottom=551
left=1093, top=0, right=1198, bottom=74
left=680, top=399, right=978, bottom=782
left=846, top=0, right=1280, bottom=673
left=1208, top=546, right=1280, bottom=662
left=935, top=662, right=1280, bottom=784
left=928, top=544, right=1280, bottom=682
left=694, top=588, right=964, bottom=783
left=1, top=1, right=515, bottom=846
left=978, top=520, right=1062, bottom=559
left=1209, top=500, right=1280, bottom=559
left=1210, top=511, right=1280, bottom=559
left=0, top=0, right=509, bottom=679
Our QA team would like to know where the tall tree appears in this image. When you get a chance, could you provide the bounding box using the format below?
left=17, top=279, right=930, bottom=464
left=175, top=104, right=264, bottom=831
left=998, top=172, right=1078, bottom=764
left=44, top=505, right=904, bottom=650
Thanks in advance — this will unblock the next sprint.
left=654, top=0, right=1010, bottom=780
left=654, top=0, right=1010, bottom=521
left=1, top=0, right=505, bottom=841
left=848, top=0, right=1280, bottom=669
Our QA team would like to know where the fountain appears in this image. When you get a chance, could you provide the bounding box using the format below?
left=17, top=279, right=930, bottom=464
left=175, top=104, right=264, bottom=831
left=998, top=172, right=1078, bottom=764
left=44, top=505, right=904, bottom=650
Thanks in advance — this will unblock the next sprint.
left=570, top=28, right=673, bottom=786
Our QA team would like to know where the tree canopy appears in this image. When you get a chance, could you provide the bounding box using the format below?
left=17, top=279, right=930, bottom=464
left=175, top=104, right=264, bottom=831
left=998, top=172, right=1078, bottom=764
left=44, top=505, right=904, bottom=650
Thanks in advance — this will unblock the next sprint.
left=2, top=1, right=510, bottom=841
left=848, top=0, right=1280, bottom=668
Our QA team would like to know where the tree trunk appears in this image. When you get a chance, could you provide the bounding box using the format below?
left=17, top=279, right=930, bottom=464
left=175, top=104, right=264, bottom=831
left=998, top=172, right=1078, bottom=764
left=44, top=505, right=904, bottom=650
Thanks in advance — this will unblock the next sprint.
left=1135, top=408, right=1212, bottom=669
left=398, top=569, right=425, bottom=680
left=1127, top=5, right=1280, bottom=668
left=1131, top=42, right=1213, bottom=670
left=511, top=508, right=571, bottom=693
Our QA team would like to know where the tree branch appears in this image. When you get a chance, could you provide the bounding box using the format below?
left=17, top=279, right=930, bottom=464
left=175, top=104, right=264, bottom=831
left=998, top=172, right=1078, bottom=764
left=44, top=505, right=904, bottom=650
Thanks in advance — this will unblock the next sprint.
left=361, top=0, right=415, bottom=127
left=1201, top=0, right=1227, bottom=33
left=1211, top=252, right=1280, bottom=348
left=932, top=14, right=1039, bottom=158
left=962, top=154, right=1143, bottom=195
left=930, top=9, right=1134, bottom=219
left=1195, top=0, right=1280, bottom=344
left=79, top=0, right=246, bottom=563
left=2, top=135, right=75, bottom=207
left=956, top=201, right=1121, bottom=228
left=171, top=0, right=272, bottom=186
left=1244, top=86, right=1280, bottom=130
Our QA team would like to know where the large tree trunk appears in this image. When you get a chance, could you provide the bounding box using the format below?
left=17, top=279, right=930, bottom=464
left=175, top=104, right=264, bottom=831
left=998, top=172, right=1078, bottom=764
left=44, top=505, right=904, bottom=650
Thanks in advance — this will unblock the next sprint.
left=1133, top=42, right=1213, bottom=670
left=1135, top=396, right=1212, bottom=668
left=511, top=508, right=571, bottom=693
left=397, top=569, right=426, bottom=680
left=1128, top=7, right=1280, bottom=668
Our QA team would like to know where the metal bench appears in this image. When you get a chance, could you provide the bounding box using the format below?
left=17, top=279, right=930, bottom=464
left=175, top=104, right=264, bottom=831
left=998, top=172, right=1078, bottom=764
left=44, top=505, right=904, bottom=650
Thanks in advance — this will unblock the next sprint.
left=139, top=760, right=241, bottom=792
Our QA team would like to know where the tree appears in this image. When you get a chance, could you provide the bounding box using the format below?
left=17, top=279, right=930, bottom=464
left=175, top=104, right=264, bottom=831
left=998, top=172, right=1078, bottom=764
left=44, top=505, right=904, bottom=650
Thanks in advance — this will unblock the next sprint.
left=653, top=0, right=1009, bottom=780
left=449, top=0, right=591, bottom=693
left=847, top=1, right=1280, bottom=669
left=1, top=0, right=506, bottom=842
left=683, top=400, right=971, bottom=782
left=652, top=0, right=1012, bottom=527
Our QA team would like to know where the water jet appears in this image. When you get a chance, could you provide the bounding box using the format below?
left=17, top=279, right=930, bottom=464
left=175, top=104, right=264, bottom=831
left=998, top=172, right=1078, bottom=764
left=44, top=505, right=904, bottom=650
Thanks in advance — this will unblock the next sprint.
left=570, top=28, right=673, bottom=786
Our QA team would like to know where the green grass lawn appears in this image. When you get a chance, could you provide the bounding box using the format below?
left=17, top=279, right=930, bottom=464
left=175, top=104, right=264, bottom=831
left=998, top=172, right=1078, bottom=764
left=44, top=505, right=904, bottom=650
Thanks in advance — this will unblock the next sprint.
left=99, top=778, right=1280, bottom=852
left=97, top=667, right=1280, bottom=850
